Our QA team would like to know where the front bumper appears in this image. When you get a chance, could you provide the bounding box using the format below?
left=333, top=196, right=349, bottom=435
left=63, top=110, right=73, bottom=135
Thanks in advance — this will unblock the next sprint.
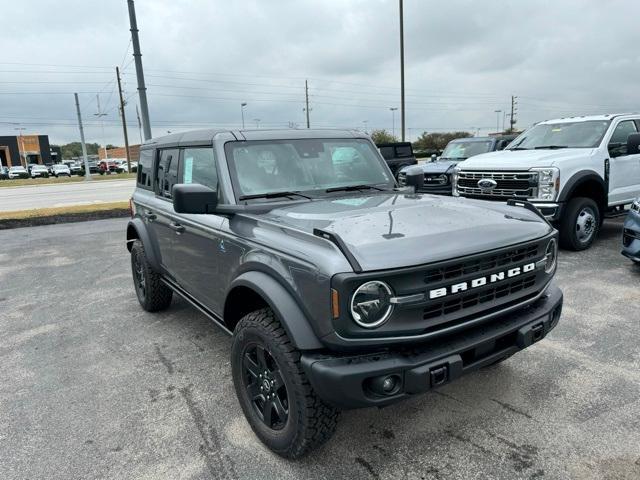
left=302, top=283, right=562, bottom=409
left=530, top=202, right=563, bottom=221
left=621, top=210, right=640, bottom=262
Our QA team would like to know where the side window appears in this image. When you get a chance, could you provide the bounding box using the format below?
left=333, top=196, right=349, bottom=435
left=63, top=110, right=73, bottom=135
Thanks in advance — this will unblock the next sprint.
left=182, top=147, right=218, bottom=191
left=609, top=121, right=637, bottom=155
left=136, top=149, right=153, bottom=190
left=156, top=149, right=179, bottom=198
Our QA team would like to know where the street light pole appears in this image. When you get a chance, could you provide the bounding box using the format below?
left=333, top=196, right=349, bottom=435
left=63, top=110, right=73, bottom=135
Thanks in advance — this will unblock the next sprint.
left=389, top=107, right=398, bottom=138
left=399, top=0, right=406, bottom=141
left=253, top=118, right=261, bottom=129
left=241, top=102, right=247, bottom=129
left=14, top=127, right=26, bottom=167
left=74, top=93, right=91, bottom=181
left=494, top=110, right=502, bottom=134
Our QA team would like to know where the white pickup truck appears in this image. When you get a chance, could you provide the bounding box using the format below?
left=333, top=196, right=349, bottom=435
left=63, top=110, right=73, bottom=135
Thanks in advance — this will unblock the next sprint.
left=453, top=114, right=640, bottom=250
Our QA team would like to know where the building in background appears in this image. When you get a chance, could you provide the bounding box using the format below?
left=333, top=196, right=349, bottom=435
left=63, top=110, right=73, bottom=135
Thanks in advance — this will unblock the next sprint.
left=0, top=134, right=52, bottom=167
left=98, top=144, right=141, bottom=162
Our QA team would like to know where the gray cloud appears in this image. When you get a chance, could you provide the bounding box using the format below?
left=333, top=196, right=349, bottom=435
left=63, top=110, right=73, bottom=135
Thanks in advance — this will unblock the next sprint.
left=1, top=0, right=639, bottom=147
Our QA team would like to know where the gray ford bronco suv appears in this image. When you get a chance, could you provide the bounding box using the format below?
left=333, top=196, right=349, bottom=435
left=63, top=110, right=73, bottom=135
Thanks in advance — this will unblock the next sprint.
left=126, top=128, right=563, bottom=458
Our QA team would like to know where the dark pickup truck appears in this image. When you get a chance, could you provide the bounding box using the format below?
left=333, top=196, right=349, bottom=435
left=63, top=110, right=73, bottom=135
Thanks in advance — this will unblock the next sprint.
left=398, top=135, right=516, bottom=195
left=127, top=128, right=562, bottom=458
left=376, top=141, right=418, bottom=177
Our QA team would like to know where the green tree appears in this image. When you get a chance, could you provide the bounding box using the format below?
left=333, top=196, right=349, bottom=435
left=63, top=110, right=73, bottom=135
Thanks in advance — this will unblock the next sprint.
left=413, top=131, right=473, bottom=151
left=370, top=129, right=399, bottom=144
left=59, top=142, right=100, bottom=159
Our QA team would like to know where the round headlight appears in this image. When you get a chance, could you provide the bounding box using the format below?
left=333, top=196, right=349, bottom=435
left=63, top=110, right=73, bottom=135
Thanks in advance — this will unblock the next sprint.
left=350, top=281, right=393, bottom=328
left=544, top=238, right=557, bottom=274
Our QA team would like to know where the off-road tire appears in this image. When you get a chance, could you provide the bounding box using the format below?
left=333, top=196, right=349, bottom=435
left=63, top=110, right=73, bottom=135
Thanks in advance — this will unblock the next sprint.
left=559, top=197, right=600, bottom=251
left=231, top=308, right=339, bottom=458
left=130, top=239, right=173, bottom=312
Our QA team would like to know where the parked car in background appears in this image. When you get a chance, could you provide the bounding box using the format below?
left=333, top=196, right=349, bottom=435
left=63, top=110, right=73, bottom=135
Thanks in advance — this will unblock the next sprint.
left=376, top=141, right=418, bottom=177
left=622, top=198, right=640, bottom=263
left=0, top=166, right=9, bottom=180
left=398, top=135, right=516, bottom=194
left=51, top=164, right=71, bottom=177
left=30, top=164, right=49, bottom=178
left=454, top=114, right=640, bottom=250
left=79, top=160, right=100, bottom=175
left=99, top=160, right=124, bottom=174
left=8, top=166, right=29, bottom=179
left=63, top=160, right=83, bottom=175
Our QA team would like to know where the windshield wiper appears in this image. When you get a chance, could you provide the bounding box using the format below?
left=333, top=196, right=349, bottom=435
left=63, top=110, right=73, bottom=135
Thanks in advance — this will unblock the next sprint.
left=534, top=145, right=568, bottom=149
left=508, top=147, right=530, bottom=150
left=325, top=184, right=387, bottom=193
left=238, top=191, right=312, bottom=201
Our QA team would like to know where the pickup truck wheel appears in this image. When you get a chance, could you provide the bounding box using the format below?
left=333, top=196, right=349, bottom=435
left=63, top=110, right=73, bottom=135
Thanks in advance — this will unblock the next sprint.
left=130, top=239, right=172, bottom=312
left=559, top=197, right=600, bottom=251
left=231, top=308, right=339, bottom=458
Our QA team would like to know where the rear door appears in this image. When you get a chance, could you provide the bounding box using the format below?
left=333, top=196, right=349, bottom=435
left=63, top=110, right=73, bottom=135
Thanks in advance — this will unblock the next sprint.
left=149, top=148, right=180, bottom=274
left=607, top=119, right=640, bottom=204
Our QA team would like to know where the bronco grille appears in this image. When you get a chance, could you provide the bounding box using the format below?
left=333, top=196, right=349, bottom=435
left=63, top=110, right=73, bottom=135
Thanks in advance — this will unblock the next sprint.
left=457, top=171, right=537, bottom=199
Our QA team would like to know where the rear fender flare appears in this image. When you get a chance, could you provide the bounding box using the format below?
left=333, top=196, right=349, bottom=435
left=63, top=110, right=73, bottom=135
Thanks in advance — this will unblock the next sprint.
left=126, top=217, right=161, bottom=271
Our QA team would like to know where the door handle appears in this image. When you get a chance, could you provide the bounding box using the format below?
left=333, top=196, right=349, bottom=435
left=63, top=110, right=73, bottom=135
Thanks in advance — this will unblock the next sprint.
left=169, top=222, right=185, bottom=234
left=143, top=210, right=157, bottom=221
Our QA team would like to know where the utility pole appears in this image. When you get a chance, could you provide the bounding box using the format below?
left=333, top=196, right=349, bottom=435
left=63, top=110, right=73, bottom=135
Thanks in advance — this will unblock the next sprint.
left=510, top=95, right=518, bottom=133
left=135, top=104, right=143, bottom=144
left=127, top=0, right=151, bottom=140
left=94, top=95, right=108, bottom=166
left=494, top=110, right=502, bottom=134
left=116, top=66, right=132, bottom=174
left=74, top=93, right=91, bottom=181
left=399, top=0, right=406, bottom=141
left=304, top=80, right=311, bottom=128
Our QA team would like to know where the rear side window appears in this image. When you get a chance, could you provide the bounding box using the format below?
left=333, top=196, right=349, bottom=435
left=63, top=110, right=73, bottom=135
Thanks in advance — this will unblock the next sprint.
left=156, top=149, right=179, bottom=199
left=378, top=146, right=394, bottom=160
left=395, top=145, right=413, bottom=157
left=137, top=149, right=153, bottom=190
left=182, top=147, right=218, bottom=191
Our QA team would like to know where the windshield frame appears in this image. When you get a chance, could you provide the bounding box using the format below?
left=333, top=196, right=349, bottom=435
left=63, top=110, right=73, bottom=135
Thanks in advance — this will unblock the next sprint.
left=224, top=137, right=395, bottom=203
left=508, top=120, right=611, bottom=150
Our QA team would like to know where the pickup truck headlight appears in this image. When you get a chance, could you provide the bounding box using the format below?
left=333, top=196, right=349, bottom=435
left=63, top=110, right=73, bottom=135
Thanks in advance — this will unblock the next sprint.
left=530, top=167, right=560, bottom=201
left=350, top=281, right=393, bottom=328
left=451, top=167, right=460, bottom=196
left=632, top=198, right=640, bottom=213
left=425, top=174, right=449, bottom=185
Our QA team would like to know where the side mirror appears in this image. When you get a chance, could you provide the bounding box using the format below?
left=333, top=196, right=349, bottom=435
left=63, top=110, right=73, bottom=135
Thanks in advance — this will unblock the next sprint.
left=172, top=183, right=218, bottom=214
left=430, top=154, right=437, bottom=162
left=626, top=133, right=640, bottom=156
left=404, top=166, right=424, bottom=190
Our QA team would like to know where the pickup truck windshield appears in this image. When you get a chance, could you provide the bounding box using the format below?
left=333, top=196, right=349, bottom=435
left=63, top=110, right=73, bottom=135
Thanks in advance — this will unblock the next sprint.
left=441, top=140, right=493, bottom=160
left=508, top=120, right=610, bottom=150
left=226, top=138, right=394, bottom=200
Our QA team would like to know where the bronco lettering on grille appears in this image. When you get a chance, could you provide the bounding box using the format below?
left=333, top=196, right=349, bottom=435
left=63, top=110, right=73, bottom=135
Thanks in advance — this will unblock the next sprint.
left=429, top=262, right=536, bottom=299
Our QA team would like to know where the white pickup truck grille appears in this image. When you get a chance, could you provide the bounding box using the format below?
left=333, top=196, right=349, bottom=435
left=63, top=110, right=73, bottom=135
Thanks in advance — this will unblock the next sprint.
left=456, top=171, right=538, bottom=199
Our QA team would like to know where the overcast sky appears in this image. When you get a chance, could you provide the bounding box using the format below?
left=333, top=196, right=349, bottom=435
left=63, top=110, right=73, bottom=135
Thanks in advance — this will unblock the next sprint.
left=1, top=0, right=639, bottom=146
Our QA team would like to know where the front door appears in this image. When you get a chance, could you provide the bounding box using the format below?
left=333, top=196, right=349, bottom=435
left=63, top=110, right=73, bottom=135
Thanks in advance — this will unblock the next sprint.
left=608, top=119, right=640, bottom=204
left=165, top=146, right=227, bottom=314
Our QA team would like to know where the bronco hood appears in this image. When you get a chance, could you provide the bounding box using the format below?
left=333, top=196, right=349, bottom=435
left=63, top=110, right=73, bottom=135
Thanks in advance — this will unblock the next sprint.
left=248, top=193, right=552, bottom=272
left=401, top=160, right=459, bottom=175
left=458, top=148, right=594, bottom=170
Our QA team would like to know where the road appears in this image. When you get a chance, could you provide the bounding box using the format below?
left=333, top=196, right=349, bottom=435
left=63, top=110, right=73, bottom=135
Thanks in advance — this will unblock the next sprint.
left=0, top=179, right=135, bottom=212
left=0, top=218, right=639, bottom=480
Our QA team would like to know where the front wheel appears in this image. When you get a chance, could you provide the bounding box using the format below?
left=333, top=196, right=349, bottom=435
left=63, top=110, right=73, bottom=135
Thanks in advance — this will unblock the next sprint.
left=231, top=308, right=339, bottom=458
left=559, top=197, right=600, bottom=251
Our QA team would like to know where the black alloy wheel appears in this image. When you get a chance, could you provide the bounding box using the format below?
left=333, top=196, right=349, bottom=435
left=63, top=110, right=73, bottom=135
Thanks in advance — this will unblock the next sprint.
left=242, top=343, right=289, bottom=430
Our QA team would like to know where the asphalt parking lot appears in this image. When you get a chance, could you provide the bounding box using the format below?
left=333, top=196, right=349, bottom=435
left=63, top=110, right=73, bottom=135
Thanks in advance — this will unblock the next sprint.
left=1, top=218, right=639, bottom=480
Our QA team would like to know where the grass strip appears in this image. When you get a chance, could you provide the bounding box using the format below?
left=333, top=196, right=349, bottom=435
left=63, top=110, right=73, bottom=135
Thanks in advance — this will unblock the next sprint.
left=0, top=201, right=130, bottom=229
left=0, top=173, right=136, bottom=188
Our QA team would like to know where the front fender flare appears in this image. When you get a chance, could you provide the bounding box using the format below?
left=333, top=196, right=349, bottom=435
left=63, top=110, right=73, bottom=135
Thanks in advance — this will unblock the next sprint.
left=228, top=271, right=324, bottom=351
left=126, top=217, right=161, bottom=271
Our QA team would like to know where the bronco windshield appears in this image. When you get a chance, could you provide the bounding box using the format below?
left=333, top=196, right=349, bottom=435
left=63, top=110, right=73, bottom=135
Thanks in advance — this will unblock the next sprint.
left=225, top=138, right=394, bottom=200
left=508, top=120, right=610, bottom=149
left=441, top=140, right=494, bottom=160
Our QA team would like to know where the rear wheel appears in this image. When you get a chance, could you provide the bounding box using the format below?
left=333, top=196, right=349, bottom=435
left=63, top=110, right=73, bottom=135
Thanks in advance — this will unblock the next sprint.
left=130, top=239, right=173, bottom=312
left=231, top=308, right=339, bottom=458
left=559, top=197, right=600, bottom=251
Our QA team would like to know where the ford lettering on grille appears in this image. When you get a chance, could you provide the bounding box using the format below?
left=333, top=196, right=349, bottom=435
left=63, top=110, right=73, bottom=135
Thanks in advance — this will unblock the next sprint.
left=429, top=262, right=536, bottom=299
